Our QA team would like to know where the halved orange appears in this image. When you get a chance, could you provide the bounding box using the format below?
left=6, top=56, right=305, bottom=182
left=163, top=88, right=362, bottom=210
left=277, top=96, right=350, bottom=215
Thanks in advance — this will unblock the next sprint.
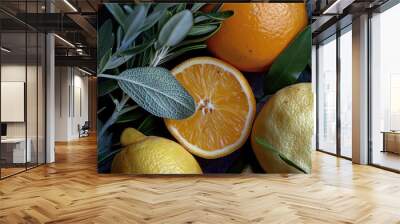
left=165, top=57, right=256, bottom=159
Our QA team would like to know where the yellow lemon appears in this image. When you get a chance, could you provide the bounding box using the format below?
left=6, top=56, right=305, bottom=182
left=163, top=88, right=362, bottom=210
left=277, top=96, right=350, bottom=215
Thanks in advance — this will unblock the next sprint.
left=112, top=128, right=202, bottom=174
left=251, top=83, right=313, bottom=173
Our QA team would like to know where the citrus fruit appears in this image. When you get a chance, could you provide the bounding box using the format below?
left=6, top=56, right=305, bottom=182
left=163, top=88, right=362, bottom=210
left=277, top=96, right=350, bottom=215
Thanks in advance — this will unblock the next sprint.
left=251, top=83, right=313, bottom=173
left=111, top=128, right=202, bottom=174
left=207, top=3, right=308, bottom=72
left=164, top=57, right=256, bottom=159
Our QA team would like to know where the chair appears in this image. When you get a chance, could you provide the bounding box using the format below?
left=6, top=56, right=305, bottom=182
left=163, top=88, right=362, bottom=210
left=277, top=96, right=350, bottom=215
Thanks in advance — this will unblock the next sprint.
left=78, top=121, right=90, bottom=138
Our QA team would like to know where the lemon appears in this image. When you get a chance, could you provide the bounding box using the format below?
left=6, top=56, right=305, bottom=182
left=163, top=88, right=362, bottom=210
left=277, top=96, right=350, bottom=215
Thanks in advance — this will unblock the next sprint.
left=251, top=83, right=313, bottom=173
left=112, top=128, right=202, bottom=174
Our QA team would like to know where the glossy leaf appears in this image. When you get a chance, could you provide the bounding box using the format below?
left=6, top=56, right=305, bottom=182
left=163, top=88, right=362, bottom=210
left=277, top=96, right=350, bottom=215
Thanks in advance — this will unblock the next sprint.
left=264, top=26, right=311, bottom=95
left=255, top=137, right=308, bottom=173
left=98, top=67, right=195, bottom=119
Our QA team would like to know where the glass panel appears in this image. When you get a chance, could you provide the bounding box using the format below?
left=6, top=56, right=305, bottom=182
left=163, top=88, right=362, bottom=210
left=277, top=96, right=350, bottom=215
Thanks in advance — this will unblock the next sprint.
left=340, top=28, right=352, bottom=158
left=38, top=32, right=46, bottom=165
left=317, top=36, right=337, bottom=154
left=371, top=4, right=400, bottom=171
left=27, top=31, right=38, bottom=169
left=1, top=31, right=27, bottom=177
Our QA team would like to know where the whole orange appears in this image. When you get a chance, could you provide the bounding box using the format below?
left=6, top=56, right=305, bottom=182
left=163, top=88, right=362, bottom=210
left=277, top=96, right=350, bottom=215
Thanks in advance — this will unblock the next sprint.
left=207, top=3, right=308, bottom=72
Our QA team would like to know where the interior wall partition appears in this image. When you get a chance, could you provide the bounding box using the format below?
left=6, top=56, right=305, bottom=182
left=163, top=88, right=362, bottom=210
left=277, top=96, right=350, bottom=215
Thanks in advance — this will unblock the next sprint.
left=0, top=0, right=47, bottom=179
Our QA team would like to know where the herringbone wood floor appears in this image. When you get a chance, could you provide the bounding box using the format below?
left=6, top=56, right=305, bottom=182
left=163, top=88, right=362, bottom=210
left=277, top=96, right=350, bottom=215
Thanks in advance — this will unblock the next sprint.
left=1, top=135, right=400, bottom=224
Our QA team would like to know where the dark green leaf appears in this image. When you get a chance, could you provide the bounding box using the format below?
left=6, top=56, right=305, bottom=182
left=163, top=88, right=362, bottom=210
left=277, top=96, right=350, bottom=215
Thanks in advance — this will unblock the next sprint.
left=98, top=19, right=114, bottom=62
left=98, top=67, right=196, bottom=119
left=98, top=48, right=112, bottom=74
left=116, top=108, right=143, bottom=124
left=154, top=3, right=179, bottom=12
left=255, top=137, right=308, bottom=173
left=158, top=10, right=193, bottom=47
left=105, top=4, right=126, bottom=30
left=264, top=26, right=311, bottom=95
left=211, top=3, right=223, bottom=12
left=138, top=115, right=157, bottom=135
left=188, top=24, right=218, bottom=36
left=98, top=79, right=118, bottom=97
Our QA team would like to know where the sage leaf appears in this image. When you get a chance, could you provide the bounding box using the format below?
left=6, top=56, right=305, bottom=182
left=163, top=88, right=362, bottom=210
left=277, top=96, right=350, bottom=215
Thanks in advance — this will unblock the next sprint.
left=98, top=48, right=111, bottom=74
left=173, top=24, right=221, bottom=49
left=121, top=5, right=147, bottom=49
left=255, top=137, right=309, bottom=173
left=116, top=26, right=123, bottom=48
left=103, top=40, right=153, bottom=71
left=191, top=3, right=206, bottom=12
left=98, top=67, right=196, bottom=119
left=158, top=10, right=193, bottom=47
left=105, top=4, right=126, bottom=30
left=98, top=19, right=114, bottom=61
left=202, top=11, right=234, bottom=20
left=188, top=24, right=218, bottom=36
left=160, top=44, right=206, bottom=64
left=264, top=26, right=311, bottom=95
left=117, top=39, right=155, bottom=57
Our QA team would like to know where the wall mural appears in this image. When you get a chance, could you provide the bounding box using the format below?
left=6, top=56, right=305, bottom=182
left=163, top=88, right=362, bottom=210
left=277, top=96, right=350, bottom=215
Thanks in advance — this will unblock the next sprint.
left=97, top=2, right=313, bottom=174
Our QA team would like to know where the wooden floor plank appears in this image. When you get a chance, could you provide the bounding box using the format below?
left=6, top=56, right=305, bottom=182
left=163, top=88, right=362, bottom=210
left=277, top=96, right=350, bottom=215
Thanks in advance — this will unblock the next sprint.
left=0, top=135, right=400, bottom=223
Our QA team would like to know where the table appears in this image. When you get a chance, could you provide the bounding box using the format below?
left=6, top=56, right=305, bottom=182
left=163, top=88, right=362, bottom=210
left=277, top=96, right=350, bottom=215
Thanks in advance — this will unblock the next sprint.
left=1, top=138, right=32, bottom=163
left=381, top=131, right=400, bottom=154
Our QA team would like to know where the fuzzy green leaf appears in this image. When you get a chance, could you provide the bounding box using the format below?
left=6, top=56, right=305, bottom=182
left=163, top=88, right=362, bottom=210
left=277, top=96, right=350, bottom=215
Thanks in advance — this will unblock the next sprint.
left=188, top=24, right=218, bottom=36
left=158, top=10, right=193, bottom=47
left=99, top=67, right=195, bottom=119
left=105, top=4, right=126, bottom=30
left=191, top=3, right=206, bottom=12
left=121, top=5, right=147, bottom=49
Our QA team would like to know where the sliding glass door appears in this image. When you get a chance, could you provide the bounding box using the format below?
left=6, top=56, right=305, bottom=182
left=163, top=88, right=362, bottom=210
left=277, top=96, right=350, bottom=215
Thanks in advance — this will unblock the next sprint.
left=370, top=3, right=400, bottom=171
left=339, top=27, right=352, bottom=159
left=317, top=35, right=337, bottom=154
left=316, top=25, right=353, bottom=159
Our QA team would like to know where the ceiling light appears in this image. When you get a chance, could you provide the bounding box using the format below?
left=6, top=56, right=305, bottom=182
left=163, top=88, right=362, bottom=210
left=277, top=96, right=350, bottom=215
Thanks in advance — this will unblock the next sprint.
left=54, top=34, right=75, bottom=48
left=1, top=47, right=11, bottom=53
left=78, top=67, right=93, bottom=76
left=63, top=0, right=78, bottom=12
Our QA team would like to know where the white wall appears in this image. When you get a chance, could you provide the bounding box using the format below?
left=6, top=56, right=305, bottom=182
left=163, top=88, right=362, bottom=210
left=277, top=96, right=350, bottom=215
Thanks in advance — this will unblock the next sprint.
left=54, top=66, right=89, bottom=141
